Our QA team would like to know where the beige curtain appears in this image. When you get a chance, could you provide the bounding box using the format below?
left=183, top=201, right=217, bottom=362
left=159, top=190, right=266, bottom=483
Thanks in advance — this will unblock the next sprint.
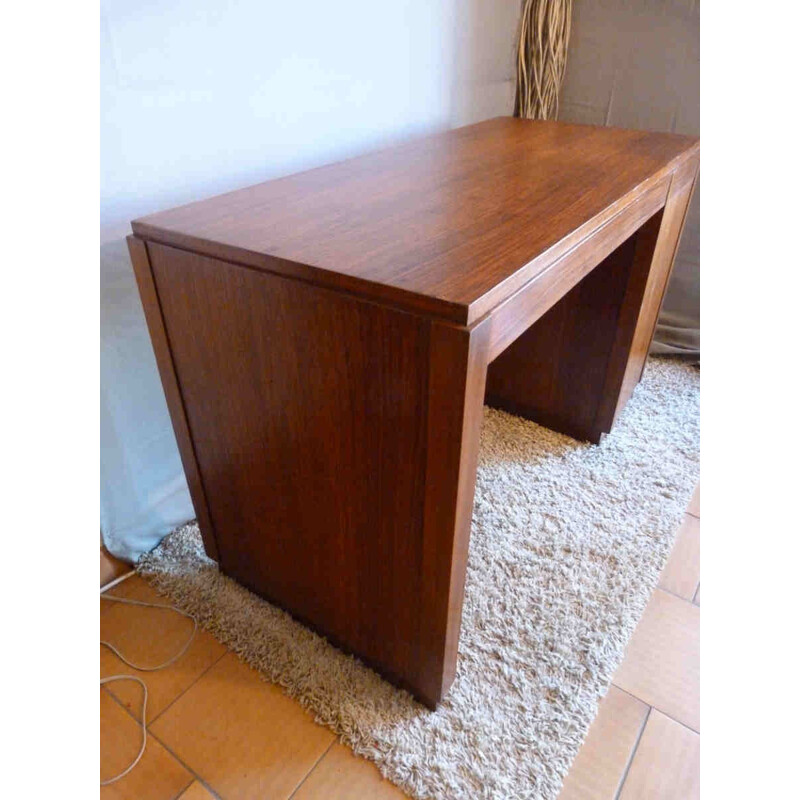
left=557, top=0, right=700, bottom=358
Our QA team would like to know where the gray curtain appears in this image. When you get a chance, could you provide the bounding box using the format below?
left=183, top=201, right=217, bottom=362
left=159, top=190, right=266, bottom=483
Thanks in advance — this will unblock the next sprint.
left=559, top=0, right=699, bottom=358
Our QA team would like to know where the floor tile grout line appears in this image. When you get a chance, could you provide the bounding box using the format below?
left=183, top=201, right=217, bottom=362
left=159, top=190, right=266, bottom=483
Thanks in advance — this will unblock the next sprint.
left=105, top=509, right=701, bottom=798
left=147, top=727, right=225, bottom=800
left=657, top=509, right=700, bottom=605
left=654, top=583, right=700, bottom=605
left=101, top=674, right=225, bottom=799
left=610, top=683, right=700, bottom=735
left=100, top=587, right=231, bottom=728
left=101, top=688, right=195, bottom=796
left=103, top=680, right=154, bottom=727
left=172, top=780, right=202, bottom=800
left=146, top=647, right=230, bottom=727
left=612, top=705, right=651, bottom=800
left=285, top=738, right=337, bottom=800
left=143, top=671, right=337, bottom=800
left=103, top=684, right=140, bottom=724
left=101, top=645, right=228, bottom=727
left=103, top=636, right=337, bottom=800
left=102, top=602, right=346, bottom=798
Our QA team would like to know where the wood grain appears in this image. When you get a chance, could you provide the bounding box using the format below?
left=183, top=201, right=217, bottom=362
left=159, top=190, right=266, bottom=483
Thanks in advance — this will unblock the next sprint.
left=126, top=236, right=220, bottom=561
left=148, top=242, right=489, bottom=705
left=485, top=210, right=663, bottom=442
left=132, top=118, right=698, bottom=324
left=483, top=156, right=697, bottom=442
left=418, top=321, right=489, bottom=702
left=617, top=157, right=699, bottom=410
left=479, top=177, right=668, bottom=363
left=130, top=120, right=698, bottom=706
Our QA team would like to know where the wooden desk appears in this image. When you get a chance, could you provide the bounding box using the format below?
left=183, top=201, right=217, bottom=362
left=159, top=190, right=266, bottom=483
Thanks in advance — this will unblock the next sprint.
left=128, top=118, right=699, bottom=707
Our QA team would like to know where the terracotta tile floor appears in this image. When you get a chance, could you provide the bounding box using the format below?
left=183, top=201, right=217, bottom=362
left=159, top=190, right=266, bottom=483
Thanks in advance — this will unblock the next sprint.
left=100, top=483, right=700, bottom=799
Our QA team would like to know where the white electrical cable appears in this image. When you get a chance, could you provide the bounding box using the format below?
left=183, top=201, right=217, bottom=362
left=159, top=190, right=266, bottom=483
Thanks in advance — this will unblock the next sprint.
left=99, top=675, right=148, bottom=786
left=101, top=595, right=198, bottom=670
left=100, top=569, right=136, bottom=594
left=100, top=592, right=198, bottom=785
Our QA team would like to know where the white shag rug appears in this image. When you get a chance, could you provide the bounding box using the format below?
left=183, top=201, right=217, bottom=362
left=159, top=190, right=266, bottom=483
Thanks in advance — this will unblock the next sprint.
left=139, top=357, right=700, bottom=800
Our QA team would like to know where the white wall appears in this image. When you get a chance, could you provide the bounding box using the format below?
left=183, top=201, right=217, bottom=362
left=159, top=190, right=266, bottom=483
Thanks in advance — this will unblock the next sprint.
left=101, top=0, right=519, bottom=240
left=100, top=0, right=519, bottom=560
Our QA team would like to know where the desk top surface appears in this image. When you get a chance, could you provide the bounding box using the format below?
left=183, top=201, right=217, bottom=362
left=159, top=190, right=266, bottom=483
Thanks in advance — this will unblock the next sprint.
left=132, top=118, right=698, bottom=325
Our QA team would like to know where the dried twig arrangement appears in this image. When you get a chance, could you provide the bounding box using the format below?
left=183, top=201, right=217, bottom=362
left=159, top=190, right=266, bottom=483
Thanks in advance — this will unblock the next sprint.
left=514, top=0, right=573, bottom=120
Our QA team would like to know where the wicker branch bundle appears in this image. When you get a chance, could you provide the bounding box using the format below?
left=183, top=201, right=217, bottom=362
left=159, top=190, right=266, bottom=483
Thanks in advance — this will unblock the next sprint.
left=514, top=0, right=573, bottom=120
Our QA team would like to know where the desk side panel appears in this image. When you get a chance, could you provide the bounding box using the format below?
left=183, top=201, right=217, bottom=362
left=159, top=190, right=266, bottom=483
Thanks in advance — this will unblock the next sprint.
left=127, top=235, right=220, bottom=561
left=146, top=241, right=450, bottom=702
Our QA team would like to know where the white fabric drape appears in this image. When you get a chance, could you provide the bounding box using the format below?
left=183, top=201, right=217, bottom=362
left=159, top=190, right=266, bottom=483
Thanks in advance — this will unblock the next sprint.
left=100, top=239, right=194, bottom=562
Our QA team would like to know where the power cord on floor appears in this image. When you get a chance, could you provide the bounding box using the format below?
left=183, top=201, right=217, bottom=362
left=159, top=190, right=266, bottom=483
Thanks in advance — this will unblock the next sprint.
left=99, top=674, right=148, bottom=785
left=100, top=590, right=198, bottom=786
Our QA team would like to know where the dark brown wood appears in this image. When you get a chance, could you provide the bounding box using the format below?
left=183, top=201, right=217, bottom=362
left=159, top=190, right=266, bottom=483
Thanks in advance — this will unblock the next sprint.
left=418, top=321, right=489, bottom=702
left=483, top=155, right=697, bottom=443
left=617, top=156, right=699, bottom=412
left=594, top=212, right=667, bottom=432
left=132, top=118, right=698, bottom=325
left=479, top=176, right=669, bottom=363
left=126, top=236, right=220, bottom=561
left=129, top=119, right=699, bottom=706
left=485, top=211, right=664, bottom=442
left=148, top=241, right=488, bottom=707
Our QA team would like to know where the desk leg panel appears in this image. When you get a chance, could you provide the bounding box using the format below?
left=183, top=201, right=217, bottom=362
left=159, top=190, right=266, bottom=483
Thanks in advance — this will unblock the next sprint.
left=144, top=241, right=479, bottom=706
left=484, top=218, right=660, bottom=443
left=485, top=159, right=698, bottom=443
left=419, top=322, right=489, bottom=704
left=616, top=168, right=699, bottom=414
